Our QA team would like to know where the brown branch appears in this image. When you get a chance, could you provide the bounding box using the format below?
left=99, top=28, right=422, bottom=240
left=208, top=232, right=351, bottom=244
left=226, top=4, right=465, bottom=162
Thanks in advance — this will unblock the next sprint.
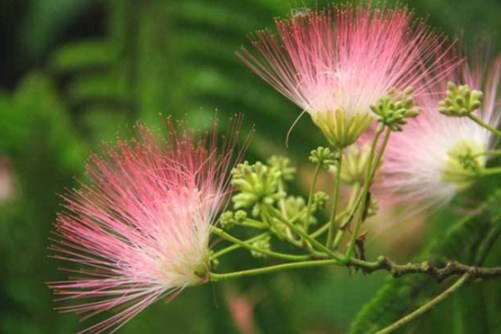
left=349, top=256, right=501, bottom=282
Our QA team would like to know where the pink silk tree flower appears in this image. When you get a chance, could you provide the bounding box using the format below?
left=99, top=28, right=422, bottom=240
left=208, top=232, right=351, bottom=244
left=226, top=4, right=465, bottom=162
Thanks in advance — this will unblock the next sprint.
left=376, top=55, right=501, bottom=208
left=48, top=117, right=246, bottom=333
left=237, top=4, right=455, bottom=148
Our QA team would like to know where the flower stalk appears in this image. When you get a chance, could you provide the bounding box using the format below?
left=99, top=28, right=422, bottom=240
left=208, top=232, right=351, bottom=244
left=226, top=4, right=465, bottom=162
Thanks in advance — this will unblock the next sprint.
left=327, top=148, right=343, bottom=247
left=346, top=125, right=385, bottom=259
left=304, top=162, right=322, bottom=233
left=468, top=113, right=501, bottom=137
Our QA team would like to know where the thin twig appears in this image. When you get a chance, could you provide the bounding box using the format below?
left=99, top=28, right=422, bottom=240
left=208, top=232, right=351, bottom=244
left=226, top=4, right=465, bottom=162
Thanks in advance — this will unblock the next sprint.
left=375, top=274, right=470, bottom=334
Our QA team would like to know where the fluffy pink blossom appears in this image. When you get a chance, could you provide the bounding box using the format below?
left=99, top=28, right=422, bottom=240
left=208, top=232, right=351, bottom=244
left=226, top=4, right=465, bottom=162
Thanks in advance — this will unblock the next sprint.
left=49, top=117, right=246, bottom=333
left=377, top=55, right=501, bottom=207
left=237, top=4, right=455, bottom=147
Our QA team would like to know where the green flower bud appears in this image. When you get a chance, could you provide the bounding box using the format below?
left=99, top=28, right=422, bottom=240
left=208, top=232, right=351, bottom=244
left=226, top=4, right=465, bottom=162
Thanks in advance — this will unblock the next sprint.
left=309, top=146, right=336, bottom=169
left=234, top=210, right=248, bottom=223
left=220, top=211, right=236, bottom=229
left=371, top=86, right=420, bottom=132
left=249, top=235, right=271, bottom=258
left=231, top=161, right=285, bottom=216
left=285, top=195, right=305, bottom=214
left=219, top=210, right=249, bottom=229
left=312, top=191, right=329, bottom=211
left=438, top=81, right=483, bottom=117
left=268, top=156, right=296, bottom=181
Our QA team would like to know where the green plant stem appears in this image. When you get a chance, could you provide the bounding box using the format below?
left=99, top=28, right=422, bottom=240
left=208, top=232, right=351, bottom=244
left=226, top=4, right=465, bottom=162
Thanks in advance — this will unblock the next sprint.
left=240, top=219, right=267, bottom=229
left=327, top=148, right=343, bottom=247
left=268, top=206, right=343, bottom=260
left=468, top=113, right=501, bottom=137
left=310, top=208, right=349, bottom=239
left=210, top=254, right=501, bottom=283
left=209, top=259, right=340, bottom=281
left=375, top=274, right=470, bottom=334
left=447, top=166, right=501, bottom=178
left=346, top=126, right=385, bottom=259
left=304, top=162, right=322, bottom=233
left=277, top=179, right=288, bottom=219
left=473, top=149, right=501, bottom=157
left=212, top=227, right=310, bottom=261
left=332, top=182, right=361, bottom=249
left=212, top=233, right=268, bottom=259
left=369, top=127, right=391, bottom=179
left=479, top=167, right=501, bottom=176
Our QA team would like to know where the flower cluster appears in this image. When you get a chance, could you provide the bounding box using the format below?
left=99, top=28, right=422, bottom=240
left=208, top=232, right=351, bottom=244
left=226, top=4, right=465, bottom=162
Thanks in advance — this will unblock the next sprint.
left=49, top=117, right=244, bottom=333
left=237, top=3, right=454, bottom=148
left=377, top=57, right=501, bottom=206
left=48, top=2, right=501, bottom=332
left=238, top=2, right=501, bottom=210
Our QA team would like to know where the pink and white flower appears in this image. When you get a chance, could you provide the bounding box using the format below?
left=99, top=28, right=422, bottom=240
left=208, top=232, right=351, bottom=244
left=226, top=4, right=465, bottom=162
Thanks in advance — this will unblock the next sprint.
left=49, top=117, right=245, bottom=333
left=237, top=4, right=454, bottom=148
left=377, top=55, right=501, bottom=207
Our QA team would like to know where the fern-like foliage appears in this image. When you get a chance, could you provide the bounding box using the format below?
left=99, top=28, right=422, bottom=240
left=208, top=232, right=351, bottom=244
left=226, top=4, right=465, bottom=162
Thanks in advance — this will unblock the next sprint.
left=44, top=0, right=329, bottom=157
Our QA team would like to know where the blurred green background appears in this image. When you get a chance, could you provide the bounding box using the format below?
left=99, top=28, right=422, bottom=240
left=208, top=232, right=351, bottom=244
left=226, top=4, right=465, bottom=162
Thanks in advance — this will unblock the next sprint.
left=1, top=0, right=501, bottom=333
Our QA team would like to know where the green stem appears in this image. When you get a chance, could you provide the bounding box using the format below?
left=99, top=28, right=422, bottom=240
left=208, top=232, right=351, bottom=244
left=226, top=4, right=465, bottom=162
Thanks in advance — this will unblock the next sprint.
left=209, top=259, right=340, bottom=281
left=212, top=227, right=310, bottom=261
left=473, top=149, right=501, bottom=157
left=369, top=127, right=392, bottom=179
left=375, top=274, right=470, bottom=334
left=268, top=206, right=343, bottom=260
left=468, top=113, right=501, bottom=137
left=277, top=179, right=288, bottom=219
left=347, top=182, right=361, bottom=208
left=304, top=163, right=322, bottom=233
left=310, top=209, right=350, bottom=239
left=479, top=167, right=501, bottom=176
left=240, top=219, right=267, bottom=229
left=261, top=207, right=286, bottom=240
left=346, top=126, right=385, bottom=258
left=332, top=182, right=361, bottom=249
left=212, top=233, right=268, bottom=259
left=327, top=148, right=343, bottom=247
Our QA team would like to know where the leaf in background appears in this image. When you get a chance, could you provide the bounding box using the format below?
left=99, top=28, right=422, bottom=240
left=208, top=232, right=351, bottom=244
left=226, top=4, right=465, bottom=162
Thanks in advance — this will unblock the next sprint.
left=0, top=72, right=87, bottom=334
left=0, top=90, right=27, bottom=154
left=19, top=0, right=97, bottom=58
left=49, top=40, right=115, bottom=72
left=350, top=190, right=501, bottom=334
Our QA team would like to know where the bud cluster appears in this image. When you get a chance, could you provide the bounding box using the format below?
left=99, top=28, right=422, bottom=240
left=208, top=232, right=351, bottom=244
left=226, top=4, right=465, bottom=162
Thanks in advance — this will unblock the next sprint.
left=220, top=210, right=248, bottom=229
left=231, top=156, right=296, bottom=218
left=283, top=196, right=306, bottom=220
left=231, top=161, right=285, bottom=216
left=226, top=155, right=332, bottom=252
left=268, top=156, right=296, bottom=181
left=371, top=87, right=420, bottom=131
left=438, top=82, right=483, bottom=117
left=309, top=146, right=337, bottom=169
left=249, top=235, right=271, bottom=258
left=312, top=191, right=329, bottom=211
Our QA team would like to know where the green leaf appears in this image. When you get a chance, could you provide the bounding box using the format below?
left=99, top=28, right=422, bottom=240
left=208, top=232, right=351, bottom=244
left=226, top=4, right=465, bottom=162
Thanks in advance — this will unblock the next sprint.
left=350, top=191, right=501, bottom=334
left=49, top=40, right=115, bottom=72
